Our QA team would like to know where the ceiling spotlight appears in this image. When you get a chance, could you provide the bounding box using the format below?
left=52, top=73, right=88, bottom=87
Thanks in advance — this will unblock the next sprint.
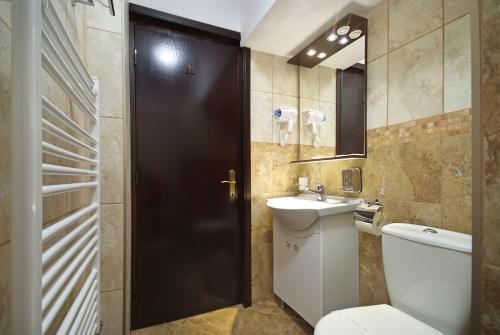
left=307, top=49, right=317, bottom=56
left=317, top=52, right=327, bottom=59
left=339, top=37, right=349, bottom=45
left=349, top=29, right=362, bottom=39
left=337, top=25, right=350, bottom=35
left=326, top=32, right=337, bottom=41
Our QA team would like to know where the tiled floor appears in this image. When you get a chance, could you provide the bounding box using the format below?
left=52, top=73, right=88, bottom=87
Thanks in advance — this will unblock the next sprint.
left=132, top=299, right=314, bottom=335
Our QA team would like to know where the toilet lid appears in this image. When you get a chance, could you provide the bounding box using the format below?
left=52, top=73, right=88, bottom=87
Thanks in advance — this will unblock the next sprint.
left=314, top=304, right=443, bottom=335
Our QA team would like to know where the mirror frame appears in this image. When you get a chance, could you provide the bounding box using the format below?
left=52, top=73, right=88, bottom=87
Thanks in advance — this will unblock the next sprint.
left=291, top=16, right=367, bottom=163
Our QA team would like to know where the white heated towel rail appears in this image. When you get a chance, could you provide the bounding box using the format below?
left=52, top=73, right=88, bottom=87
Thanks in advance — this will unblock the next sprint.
left=12, top=0, right=101, bottom=334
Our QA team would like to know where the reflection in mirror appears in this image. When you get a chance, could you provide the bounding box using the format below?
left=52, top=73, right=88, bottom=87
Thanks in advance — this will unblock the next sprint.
left=292, top=15, right=367, bottom=162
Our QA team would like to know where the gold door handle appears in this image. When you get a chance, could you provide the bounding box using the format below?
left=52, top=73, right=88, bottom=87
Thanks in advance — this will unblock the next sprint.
left=221, top=169, right=237, bottom=204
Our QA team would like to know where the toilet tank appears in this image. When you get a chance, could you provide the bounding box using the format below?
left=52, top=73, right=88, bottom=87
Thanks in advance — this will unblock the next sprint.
left=382, top=224, right=472, bottom=335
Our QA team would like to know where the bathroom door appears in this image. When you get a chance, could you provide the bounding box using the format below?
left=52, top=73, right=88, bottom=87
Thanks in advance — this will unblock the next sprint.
left=131, top=15, right=247, bottom=330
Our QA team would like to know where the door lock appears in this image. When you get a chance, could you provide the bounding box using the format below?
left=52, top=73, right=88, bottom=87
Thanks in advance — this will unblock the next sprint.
left=221, top=169, right=237, bottom=204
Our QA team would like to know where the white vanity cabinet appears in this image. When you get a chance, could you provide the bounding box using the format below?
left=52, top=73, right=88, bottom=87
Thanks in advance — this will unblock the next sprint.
left=273, top=212, right=359, bottom=327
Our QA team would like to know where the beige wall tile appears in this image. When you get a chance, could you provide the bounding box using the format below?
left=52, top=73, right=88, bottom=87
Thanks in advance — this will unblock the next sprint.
left=0, top=87, right=9, bottom=246
left=388, top=29, right=443, bottom=125
left=86, top=28, right=123, bottom=118
left=86, top=0, right=122, bottom=34
left=100, top=117, right=124, bottom=204
left=272, top=55, right=298, bottom=96
left=319, top=66, right=336, bottom=103
left=366, top=0, right=388, bottom=61
left=367, top=55, right=387, bottom=129
left=358, top=233, right=390, bottom=306
left=272, top=94, right=299, bottom=145
left=481, top=265, right=500, bottom=332
left=0, top=19, right=10, bottom=92
left=444, top=15, right=471, bottom=113
left=388, top=0, right=443, bottom=50
left=251, top=90, right=273, bottom=142
left=66, top=0, right=86, bottom=60
left=251, top=142, right=274, bottom=195
left=0, top=243, right=10, bottom=335
left=442, top=204, right=471, bottom=234
left=444, top=0, right=470, bottom=23
left=101, top=204, right=124, bottom=292
left=409, top=202, right=441, bottom=227
left=399, top=137, right=441, bottom=203
left=100, top=289, right=124, bottom=335
left=251, top=50, right=273, bottom=93
left=299, top=67, right=319, bottom=100
left=0, top=1, right=11, bottom=30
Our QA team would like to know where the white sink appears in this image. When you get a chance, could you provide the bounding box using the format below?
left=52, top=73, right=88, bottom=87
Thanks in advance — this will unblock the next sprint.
left=266, top=194, right=362, bottom=230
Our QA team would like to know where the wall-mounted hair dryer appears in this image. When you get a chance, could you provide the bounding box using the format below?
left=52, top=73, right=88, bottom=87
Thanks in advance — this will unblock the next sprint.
left=303, top=110, right=326, bottom=148
left=274, top=107, right=297, bottom=146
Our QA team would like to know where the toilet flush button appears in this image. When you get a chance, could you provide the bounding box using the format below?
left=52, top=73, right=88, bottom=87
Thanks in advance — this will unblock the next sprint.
left=423, top=228, right=438, bottom=234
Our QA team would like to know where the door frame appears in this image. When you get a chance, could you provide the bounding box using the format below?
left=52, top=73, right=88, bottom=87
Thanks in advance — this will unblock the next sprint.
left=128, top=3, right=251, bottom=328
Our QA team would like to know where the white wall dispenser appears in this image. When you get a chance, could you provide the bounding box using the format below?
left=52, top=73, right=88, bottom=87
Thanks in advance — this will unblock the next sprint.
left=274, top=107, right=297, bottom=146
left=303, top=110, right=326, bottom=148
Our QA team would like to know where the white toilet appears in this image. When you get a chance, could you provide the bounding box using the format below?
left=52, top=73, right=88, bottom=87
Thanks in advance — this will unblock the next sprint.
left=315, top=223, right=472, bottom=335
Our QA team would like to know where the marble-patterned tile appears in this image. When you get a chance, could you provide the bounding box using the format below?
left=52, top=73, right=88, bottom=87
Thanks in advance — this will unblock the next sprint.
left=366, top=0, right=388, bottom=61
left=481, top=265, right=500, bottom=333
left=251, top=50, right=273, bottom=93
left=442, top=134, right=472, bottom=166
left=272, top=55, right=298, bottom=97
left=0, top=19, right=10, bottom=92
left=0, top=243, right=10, bottom=335
left=409, top=202, right=441, bottom=227
left=319, top=66, right=336, bottom=103
left=100, top=117, right=124, bottom=204
left=270, top=145, right=300, bottom=193
left=358, top=233, right=390, bottom=306
left=86, top=28, right=123, bottom=118
left=388, top=29, right=443, bottom=125
left=441, top=204, right=471, bottom=234
left=251, top=90, right=273, bottom=143
left=66, top=0, right=86, bottom=59
left=100, top=289, right=124, bottom=335
left=232, top=300, right=313, bottom=335
left=367, top=55, right=387, bottom=129
left=299, top=66, right=319, bottom=100
left=272, top=94, right=299, bottom=145
left=251, top=142, right=275, bottom=195
left=100, top=204, right=124, bottom=292
left=399, top=137, right=441, bottom=203
left=251, top=225, right=273, bottom=303
left=388, top=0, right=442, bottom=50
left=444, top=15, right=471, bottom=113
left=0, top=0, right=11, bottom=30
left=86, top=0, right=122, bottom=34
left=0, top=89, right=9, bottom=245
left=444, top=0, right=470, bottom=23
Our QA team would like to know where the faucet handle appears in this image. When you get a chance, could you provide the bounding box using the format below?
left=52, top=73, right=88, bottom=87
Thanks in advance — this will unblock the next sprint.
left=313, top=180, right=324, bottom=189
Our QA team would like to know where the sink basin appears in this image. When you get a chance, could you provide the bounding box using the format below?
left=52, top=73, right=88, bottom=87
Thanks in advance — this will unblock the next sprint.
left=266, top=194, right=362, bottom=230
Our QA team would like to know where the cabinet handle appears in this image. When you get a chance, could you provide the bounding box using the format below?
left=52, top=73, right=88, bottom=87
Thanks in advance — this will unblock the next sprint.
left=293, top=245, right=299, bottom=251
left=285, top=241, right=291, bottom=247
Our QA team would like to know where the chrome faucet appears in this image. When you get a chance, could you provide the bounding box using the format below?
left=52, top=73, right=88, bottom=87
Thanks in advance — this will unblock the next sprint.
left=305, top=181, right=326, bottom=201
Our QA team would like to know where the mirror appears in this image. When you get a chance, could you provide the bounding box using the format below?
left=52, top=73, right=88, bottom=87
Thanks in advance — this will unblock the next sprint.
left=292, top=15, right=367, bottom=162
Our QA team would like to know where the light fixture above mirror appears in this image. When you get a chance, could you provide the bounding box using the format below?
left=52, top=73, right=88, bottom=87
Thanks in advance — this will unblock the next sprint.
left=288, top=13, right=366, bottom=68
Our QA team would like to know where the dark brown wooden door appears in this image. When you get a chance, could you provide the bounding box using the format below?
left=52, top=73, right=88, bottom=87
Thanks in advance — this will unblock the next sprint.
left=131, top=21, right=243, bottom=330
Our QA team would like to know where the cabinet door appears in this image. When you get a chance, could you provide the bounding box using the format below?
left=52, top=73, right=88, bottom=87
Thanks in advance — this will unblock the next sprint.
left=273, top=221, right=322, bottom=326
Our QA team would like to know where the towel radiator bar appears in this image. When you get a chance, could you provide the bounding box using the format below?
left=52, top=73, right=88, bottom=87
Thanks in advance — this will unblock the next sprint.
left=12, top=0, right=101, bottom=334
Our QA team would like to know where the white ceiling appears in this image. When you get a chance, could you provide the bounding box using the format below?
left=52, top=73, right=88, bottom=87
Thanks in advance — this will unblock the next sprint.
left=242, top=0, right=382, bottom=57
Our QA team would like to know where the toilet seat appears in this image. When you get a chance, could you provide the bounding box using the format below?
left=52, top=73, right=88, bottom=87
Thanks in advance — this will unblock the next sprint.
left=314, top=304, right=443, bottom=335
